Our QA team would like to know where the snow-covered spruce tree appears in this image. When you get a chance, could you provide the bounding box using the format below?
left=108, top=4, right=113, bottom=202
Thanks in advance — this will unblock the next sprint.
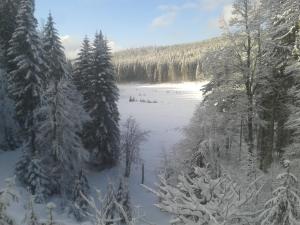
left=15, top=148, right=55, bottom=203
left=73, top=37, right=93, bottom=94
left=71, top=170, right=90, bottom=220
left=8, top=0, right=53, bottom=201
left=37, top=78, right=86, bottom=194
left=0, top=0, right=21, bottom=55
left=83, top=32, right=120, bottom=169
left=0, top=46, right=19, bottom=151
left=36, top=13, right=87, bottom=199
left=256, top=0, right=300, bottom=171
left=0, top=178, right=18, bottom=225
left=26, top=158, right=53, bottom=203
left=283, top=10, right=300, bottom=155
left=259, top=160, right=300, bottom=225
left=0, top=2, right=20, bottom=150
left=7, top=0, right=47, bottom=153
left=42, top=13, right=66, bottom=83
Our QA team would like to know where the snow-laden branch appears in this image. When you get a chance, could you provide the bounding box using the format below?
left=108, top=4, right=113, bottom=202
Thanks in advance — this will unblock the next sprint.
left=143, top=166, right=263, bottom=225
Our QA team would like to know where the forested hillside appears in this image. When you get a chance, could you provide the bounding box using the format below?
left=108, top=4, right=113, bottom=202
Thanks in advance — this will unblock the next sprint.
left=113, top=38, right=226, bottom=82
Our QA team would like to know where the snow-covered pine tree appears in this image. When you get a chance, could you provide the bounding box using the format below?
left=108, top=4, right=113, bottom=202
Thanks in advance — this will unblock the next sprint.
left=26, top=158, right=53, bottom=203
left=259, top=160, right=300, bottom=225
left=36, top=13, right=87, bottom=198
left=73, top=37, right=92, bottom=94
left=22, top=195, right=39, bottom=225
left=283, top=7, right=300, bottom=156
left=83, top=32, right=120, bottom=168
left=16, top=151, right=55, bottom=204
left=37, top=78, right=87, bottom=195
left=42, top=13, right=66, bottom=83
left=7, top=0, right=47, bottom=154
left=0, top=45, right=19, bottom=151
left=7, top=0, right=55, bottom=202
left=0, top=0, right=21, bottom=55
left=0, top=178, right=18, bottom=225
left=0, top=2, right=20, bottom=150
left=256, top=0, right=300, bottom=171
left=15, top=146, right=31, bottom=184
left=71, top=170, right=90, bottom=220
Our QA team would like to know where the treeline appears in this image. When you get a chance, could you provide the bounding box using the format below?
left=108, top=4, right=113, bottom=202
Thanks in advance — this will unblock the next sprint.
left=0, top=0, right=121, bottom=222
left=156, top=0, right=300, bottom=224
left=113, top=38, right=226, bottom=82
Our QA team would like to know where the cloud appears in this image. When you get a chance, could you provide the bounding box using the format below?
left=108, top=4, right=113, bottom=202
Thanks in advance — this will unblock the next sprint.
left=108, top=40, right=122, bottom=52
left=198, top=0, right=232, bottom=11
left=150, top=2, right=202, bottom=29
left=151, top=12, right=178, bottom=29
left=222, top=4, right=234, bottom=25
left=150, top=5, right=179, bottom=29
left=206, top=4, right=233, bottom=31
left=150, top=0, right=233, bottom=30
left=216, top=3, right=234, bottom=28
left=60, top=35, right=122, bottom=59
left=61, top=35, right=81, bottom=59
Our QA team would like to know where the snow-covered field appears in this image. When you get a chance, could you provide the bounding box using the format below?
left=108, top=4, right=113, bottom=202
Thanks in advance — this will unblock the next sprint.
left=115, top=82, right=206, bottom=224
left=0, top=82, right=206, bottom=225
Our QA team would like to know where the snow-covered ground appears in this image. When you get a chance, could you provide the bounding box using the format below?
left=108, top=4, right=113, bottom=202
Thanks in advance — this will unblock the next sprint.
left=0, top=81, right=206, bottom=225
left=116, top=82, right=206, bottom=224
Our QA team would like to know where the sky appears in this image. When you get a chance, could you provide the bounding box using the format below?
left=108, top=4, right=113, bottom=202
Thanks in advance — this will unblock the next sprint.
left=35, top=0, right=234, bottom=58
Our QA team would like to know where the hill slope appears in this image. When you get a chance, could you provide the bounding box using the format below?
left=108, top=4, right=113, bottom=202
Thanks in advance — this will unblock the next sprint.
left=113, top=37, right=226, bottom=83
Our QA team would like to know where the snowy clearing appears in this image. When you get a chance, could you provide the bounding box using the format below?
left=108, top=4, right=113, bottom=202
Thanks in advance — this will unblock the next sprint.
left=0, top=81, right=207, bottom=225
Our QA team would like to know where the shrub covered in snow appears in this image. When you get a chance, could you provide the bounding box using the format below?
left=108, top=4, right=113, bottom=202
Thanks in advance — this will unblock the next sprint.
left=259, top=160, right=300, bottom=225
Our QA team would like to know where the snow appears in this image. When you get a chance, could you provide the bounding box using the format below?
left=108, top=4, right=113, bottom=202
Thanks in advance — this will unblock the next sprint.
left=0, top=81, right=207, bottom=225
left=117, top=82, right=206, bottom=190
left=116, top=81, right=206, bottom=224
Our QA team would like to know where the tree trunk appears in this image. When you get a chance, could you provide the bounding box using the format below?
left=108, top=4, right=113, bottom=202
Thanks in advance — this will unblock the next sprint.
left=239, top=117, right=243, bottom=161
left=29, top=112, right=36, bottom=156
left=245, top=0, right=256, bottom=180
left=124, top=146, right=131, bottom=178
left=247, top=94, right=255, bottom=179
left=52, top=82, right=58, bottom=159
left=141, top=163, right=145, bottom=184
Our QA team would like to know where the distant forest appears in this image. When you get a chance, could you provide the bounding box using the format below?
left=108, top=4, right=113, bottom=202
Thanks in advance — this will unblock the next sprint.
left=113, top=37, right=226, bottom=83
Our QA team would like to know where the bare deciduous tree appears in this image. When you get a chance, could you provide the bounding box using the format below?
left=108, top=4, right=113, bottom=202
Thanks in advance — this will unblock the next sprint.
left=120, top=117, right=148, bottom=178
